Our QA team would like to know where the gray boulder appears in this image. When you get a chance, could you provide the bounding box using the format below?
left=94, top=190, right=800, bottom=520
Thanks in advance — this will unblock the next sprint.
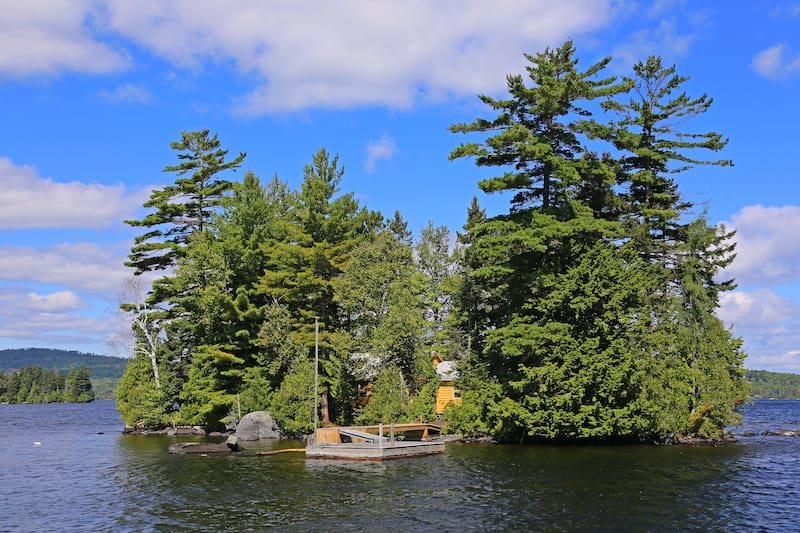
left=235, top=411, right=283, bottom=441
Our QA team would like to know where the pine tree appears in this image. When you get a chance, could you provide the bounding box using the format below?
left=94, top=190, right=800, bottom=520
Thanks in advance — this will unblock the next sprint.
left=450, top=40, right=623, bottom=211
left=449, top=42, right=746, bottom=442
left=120, top=130, right=246, bottom=428
left=587, top=56, right=732, bottom=262
left=671, top=217, right=748, bottom=437
left=416, top=222, right=461, bottom=358
left=125, top=130, right=245, bottom=276
left=449, top=41, right=624, bottom=374
left=258, top=147, right=382, bottom=425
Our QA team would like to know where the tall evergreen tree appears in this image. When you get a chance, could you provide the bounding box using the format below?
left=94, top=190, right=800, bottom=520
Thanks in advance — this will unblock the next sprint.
left=670, top=216, right=747, bottom=437
left=125, top=130, right=245, bottom=276
left=335, top=230, right=425, bottom=382
left=586, top=56, right=732, bottom=262
left=449, top=41, right=624, bottom=369
left=119, top=130, right=245, bottom=428
left=450, top=40, right=622, bottom=211
left=388, top=210, right=413, bottom=245
left=448, top=42, right=746, bottom=442
left=258, top=147, right=382, bottom=425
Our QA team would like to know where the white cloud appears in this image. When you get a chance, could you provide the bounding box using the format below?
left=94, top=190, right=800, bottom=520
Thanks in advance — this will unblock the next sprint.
left=99, top=83, right=151, bottom=104
left=723, top=205, right=800, bottom=287
left=0, top=157, right=147, bottom=230
left=364, top=135, right=397, bottom=173
left=28, top=291, right=84, bottom=312
left=611, top=16, right=698, bottom=70
left=645, top=0, right=688, bottom=19
left=718, top=289, right=796, bottom=330
left=751, top=44, right=800, bottom=79
left=0, top=286, right=122, bottom=353
left=770, top=4, right=800, bottom=17
left=0, top=242, right=130, bottom=293
left=96, top=0, right=613, bottom=113
left=0, top=0, right=128, bottom=77
left=718, top=289, right=800, bottom=372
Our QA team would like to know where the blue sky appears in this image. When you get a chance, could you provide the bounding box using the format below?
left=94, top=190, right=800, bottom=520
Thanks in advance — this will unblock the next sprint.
left=1, top=1, right=799, bottom=372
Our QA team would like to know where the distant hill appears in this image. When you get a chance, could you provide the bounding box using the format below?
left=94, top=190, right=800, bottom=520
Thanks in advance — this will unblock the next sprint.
left=0, top=348, right=128, bottom=379
left=747, top=369, right=800, bottom=400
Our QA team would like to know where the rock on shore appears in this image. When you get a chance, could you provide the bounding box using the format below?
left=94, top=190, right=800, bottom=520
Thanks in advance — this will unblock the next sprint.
left=234, top=411, right=283, bottom=441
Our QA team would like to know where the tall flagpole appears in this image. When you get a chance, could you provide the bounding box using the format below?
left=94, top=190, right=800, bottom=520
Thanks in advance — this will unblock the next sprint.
left=314, top=318, right=319, bottom=432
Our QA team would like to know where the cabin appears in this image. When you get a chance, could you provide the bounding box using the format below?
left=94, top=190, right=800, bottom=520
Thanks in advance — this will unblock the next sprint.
left=432, top=354, right=461, bottom=415
left=349, top=351, right=461, bottom=415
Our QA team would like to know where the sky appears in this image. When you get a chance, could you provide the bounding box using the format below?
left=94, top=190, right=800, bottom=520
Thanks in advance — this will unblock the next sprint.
left=0, top=1, right=799, bottom=372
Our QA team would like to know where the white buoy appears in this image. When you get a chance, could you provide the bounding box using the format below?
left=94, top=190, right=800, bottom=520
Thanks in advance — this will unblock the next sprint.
left=33, top=442, right=41, bottom=446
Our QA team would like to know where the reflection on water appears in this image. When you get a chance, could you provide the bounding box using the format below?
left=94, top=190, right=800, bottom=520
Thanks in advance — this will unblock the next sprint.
left=1, top=401, right=799, bottom=531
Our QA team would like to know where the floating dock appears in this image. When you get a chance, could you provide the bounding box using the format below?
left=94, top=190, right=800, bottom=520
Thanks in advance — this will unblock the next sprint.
left=304, top=423, right=446, bottom=460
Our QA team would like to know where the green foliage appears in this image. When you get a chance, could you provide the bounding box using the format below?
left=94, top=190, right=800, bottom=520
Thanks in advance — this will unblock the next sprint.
left=450, top=39, right=624, bottom=211
left=748, top=370, right=800, bottom=399
left=0, top=348, right=127, bottom=379
left=406, top=378, right=439, bottom=422
left=444, top=366, right=504, bottom=438
left=587, top=56, right=732, bottom=261
left=670, top=217, right=748, bottom=438
left=416, top=222, right=463, bottom=358
left=355, top=365, right=411, bottom=424
left=64, top=366, right=95, bottom=403
left=115, top=44, right=748, bottom=444
left=178, top=347, right=242, bottom=430
left=450, top=41, right=748, bottom=442
left=0, top=365, right=94, bottom=404
left=125, top=129, right=245, bottom=276
left=335, top=230, right=425, bottom=380
left=258, top=147, right=382, bottom=425
left=269, top=360, right=316, bottom=437
left=116, top=353, right=169, bottom=427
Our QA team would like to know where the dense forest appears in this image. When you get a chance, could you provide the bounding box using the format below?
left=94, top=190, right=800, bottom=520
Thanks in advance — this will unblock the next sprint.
left=747, top=370, right=800, bottom=399
left=116, top=41, right=749, bottom=442
left=0, top=365, right=95, bottom=403
left=0, top=348, right=128, bottom=399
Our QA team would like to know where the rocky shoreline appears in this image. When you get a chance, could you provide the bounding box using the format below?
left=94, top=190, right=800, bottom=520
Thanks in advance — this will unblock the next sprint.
left=741, top=428, right=800, bottom=437
left=123, top=425, right=231, bottom=437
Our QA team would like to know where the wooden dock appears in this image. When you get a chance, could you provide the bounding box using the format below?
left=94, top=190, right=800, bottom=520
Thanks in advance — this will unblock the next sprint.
left=304, top=424, right=446, bottom=460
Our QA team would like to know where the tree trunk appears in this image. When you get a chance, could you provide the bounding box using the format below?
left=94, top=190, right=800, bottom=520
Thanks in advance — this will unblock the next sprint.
left=321, top=389, right=331, bottom=426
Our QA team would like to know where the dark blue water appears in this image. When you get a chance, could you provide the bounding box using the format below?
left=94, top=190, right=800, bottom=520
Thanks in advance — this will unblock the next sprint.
left=0, top=400, right=798, bottom=532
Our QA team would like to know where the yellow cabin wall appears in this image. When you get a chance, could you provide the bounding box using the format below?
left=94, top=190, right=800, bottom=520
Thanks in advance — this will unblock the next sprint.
left=435, top=381, right=462, bottom=414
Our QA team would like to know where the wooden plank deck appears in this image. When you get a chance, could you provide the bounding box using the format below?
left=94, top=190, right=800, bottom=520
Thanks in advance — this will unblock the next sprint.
left=305, top=440, right=445, bottom=461
left=339, top=428, right=388, bottom=443
left=348, top=422, right=444, bottom=441
left=305, top=425, right=447, bottom=460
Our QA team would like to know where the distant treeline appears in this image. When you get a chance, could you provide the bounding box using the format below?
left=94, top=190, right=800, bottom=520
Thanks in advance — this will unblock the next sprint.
left=0, top=348, right=128, bottom=379
left=748, top=370, right=800, bottom=400
left=0, top=348, right=128, bottom=399
left=0, top=365, right=95, bottom=404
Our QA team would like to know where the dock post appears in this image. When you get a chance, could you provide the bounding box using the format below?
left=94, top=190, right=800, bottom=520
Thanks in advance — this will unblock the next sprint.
left=379, top=423, right=383, bottom=449
left=390, top=424, right=395, bottom=444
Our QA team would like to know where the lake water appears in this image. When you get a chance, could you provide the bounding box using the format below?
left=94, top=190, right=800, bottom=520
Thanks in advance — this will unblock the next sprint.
left=1, top=400, right=798, bottom=532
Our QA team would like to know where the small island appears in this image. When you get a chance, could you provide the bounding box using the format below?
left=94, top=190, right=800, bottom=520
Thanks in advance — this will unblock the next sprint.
left=116, top=41, right=749, bottom=445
